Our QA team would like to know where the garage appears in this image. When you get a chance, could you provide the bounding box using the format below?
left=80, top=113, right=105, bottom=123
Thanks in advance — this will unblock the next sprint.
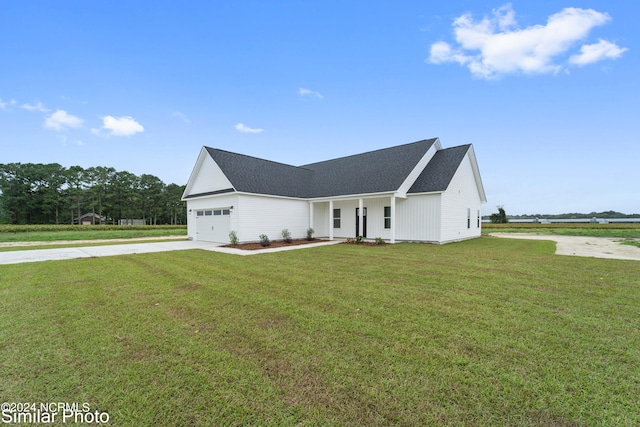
left=195, top=208, right=231, bottom=243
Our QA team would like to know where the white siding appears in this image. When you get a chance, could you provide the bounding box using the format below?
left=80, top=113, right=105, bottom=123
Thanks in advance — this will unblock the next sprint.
left=363, top=198, right=391, bottom=240
left=312, top=203, right=329, bottom=238
left=186, top=194, right=239, bottom=241
left=235, top=194, right=309, bottom=243
left=395, top=194, right=441, bottom=242
left=440, top=153, right=483, bottom=243
left=329, top=200, right=358, bottom=239
left=188, top=153, right=233, bottom=195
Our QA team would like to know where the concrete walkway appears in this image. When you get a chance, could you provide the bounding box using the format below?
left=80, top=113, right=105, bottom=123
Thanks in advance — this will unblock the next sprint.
left=0, top=240, right=341, bottom=265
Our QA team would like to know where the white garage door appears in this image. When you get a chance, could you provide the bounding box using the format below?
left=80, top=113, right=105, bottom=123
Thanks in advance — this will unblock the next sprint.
left=195, top=208, right=231, bottom=243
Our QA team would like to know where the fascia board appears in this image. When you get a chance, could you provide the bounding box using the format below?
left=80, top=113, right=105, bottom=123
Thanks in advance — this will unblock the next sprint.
left=466, top=146, right=487, bottom=203
left=395, top=138, right=441, bottom=198
left=181, top=147, right=209, bottom=200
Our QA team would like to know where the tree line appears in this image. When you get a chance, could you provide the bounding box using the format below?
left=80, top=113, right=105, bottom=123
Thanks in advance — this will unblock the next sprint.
left=0, top=163, right=187, bottom=225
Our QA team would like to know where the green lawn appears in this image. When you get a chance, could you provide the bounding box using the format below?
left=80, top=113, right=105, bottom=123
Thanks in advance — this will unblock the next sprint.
left=0, top=225, right=187, bottom=243
left=1, top=238, right=639, bottom=426
left=483, top=222, right=640, bottom=238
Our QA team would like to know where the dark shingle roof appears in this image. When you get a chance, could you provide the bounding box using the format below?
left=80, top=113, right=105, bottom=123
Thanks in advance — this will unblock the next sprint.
left=301, top=138, right=438, bottom=197
left=205, top=147, right=312, bottom=198
left=408, top=144, right=470, bottom=193
left=201, top=138, right=468, bottom=199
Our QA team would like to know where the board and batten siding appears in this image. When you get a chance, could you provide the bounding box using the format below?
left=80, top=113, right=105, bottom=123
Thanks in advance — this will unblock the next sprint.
left=312, top=202, right=329, bottom=238
left=440, top=153, right=483, bottom=243
left=362, top=198, right=391, bottom=240
left=328, top=200, right=357, bottom=239
left=395, top=194, right=441, bottom=242
left=186, top=193, right=239, bottom=241
left=235, top=194, right=309, bottom=243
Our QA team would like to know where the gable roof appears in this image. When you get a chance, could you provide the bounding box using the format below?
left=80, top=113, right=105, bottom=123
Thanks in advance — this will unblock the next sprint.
left=301, top=138, right=438, bottom=197
left=409, top=144, right=470, bottom=193
left=183, top=138, right=483, bottom=200
left=205, top=147, right=312, bottom=198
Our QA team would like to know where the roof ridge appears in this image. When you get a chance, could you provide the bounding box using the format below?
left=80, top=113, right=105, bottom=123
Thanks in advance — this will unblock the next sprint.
left=205, top=146, right=307, bottom=170
left=299, top=138, right=438, bottom=167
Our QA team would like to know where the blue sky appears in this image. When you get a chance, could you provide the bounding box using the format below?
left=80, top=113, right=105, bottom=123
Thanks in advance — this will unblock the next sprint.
left=1, top=1, right=637, bottom=215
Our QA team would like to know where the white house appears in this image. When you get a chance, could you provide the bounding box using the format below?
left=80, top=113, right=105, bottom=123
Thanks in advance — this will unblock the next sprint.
left=181, top=138, right=486, bottom=244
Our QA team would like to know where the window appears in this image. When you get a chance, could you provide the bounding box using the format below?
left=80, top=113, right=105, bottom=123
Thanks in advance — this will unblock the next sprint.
left=333, top=208, right=341, bottom=228
left=213, top=210, right=222, bottom=215
left=467, top=208, right=471, bottom=229
left=197, top=211, right=204, bottom=216
left=223, top=209, right=230, bottom=215
left=205, top=210, right=213, bottom=216
left=384, top=206, right=391, bottom=229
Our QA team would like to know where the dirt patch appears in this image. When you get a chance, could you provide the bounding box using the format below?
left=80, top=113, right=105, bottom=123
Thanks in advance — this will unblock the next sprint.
left=490, top=233, right=640, bottom=261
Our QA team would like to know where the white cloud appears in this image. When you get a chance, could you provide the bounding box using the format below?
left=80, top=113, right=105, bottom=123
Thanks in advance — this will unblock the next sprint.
left=22, top=100, right=50, bottom=112
left=298, top=88, right=324, bottom=99
left=569, top=39, right=628, bottom=66
left=428, top=4, right=626, bottom=79
left=45, top=110, right=83, bottom=130
left=0, top=98, right=17, bottom=111
left=172, top=111, right=191, bottom=123
left=235, top=123, right=263, bottom=134
left=102, top=115, right=144, bottom=136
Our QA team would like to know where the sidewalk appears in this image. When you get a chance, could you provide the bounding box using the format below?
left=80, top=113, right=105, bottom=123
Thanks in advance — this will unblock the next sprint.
left=0, top=240, right=341, bottom=265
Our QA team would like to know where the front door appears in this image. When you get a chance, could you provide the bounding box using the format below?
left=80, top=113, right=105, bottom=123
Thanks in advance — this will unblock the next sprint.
left=355, top=207, right=367, bottom=238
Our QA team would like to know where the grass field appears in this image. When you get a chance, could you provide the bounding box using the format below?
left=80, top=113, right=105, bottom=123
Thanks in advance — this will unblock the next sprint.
left=483, top=223, right=640, bottom=238
left=1, top=238, right=639, bottom=426
left=0, top=225, right=187, bottom=244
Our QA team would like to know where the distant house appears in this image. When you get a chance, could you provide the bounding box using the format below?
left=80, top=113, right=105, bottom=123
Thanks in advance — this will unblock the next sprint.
left=78, top=213, right=106, bottom=225
left=181, top=138, right=486, bottom=244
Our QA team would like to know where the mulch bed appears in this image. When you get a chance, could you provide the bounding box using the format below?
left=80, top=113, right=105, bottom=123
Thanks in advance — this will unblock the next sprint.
left=221, top=238, right=388, bottom=250
left=221, top=238, right=327, bottom=251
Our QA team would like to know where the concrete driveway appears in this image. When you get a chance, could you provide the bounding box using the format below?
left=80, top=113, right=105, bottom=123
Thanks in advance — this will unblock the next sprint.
left=0, top=241, right=223, bottom=265
left=0, top=239, right=342, bottom=265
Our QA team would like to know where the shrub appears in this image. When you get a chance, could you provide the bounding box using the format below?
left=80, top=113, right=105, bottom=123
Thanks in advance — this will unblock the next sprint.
left=374, top=237, right=384, bottom=245
left=345, top=236, right=364, bottom=244
left=281, top=228, right=292, bottom=243
left=306, top=228, right=315, bottom=241
left=259, top=234, right=270, bottom=247
left=229, top=230, right=238, bottom=245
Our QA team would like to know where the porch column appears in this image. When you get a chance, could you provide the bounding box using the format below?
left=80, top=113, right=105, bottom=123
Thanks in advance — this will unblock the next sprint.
left=390, top=195, right=396, bottom=244
left=329, top=200, right=334, bottom=241
left=358, top=198, right=364, bottom=237
left=309, top=201, right=314, bottom=232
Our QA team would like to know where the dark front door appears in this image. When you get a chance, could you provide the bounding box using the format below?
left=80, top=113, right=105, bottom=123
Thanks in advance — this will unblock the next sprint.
left=356, top=207, right=367, bottom=238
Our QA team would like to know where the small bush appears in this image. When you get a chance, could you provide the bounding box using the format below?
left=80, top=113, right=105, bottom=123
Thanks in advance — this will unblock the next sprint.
left=281, top=228, right=292, bottom=243
left=374, top=237, right=385, bottom=245
left=229, top=230, right=238, bottom=245
left=306, top=228, right=315, bottom=241
left=259, top=234, right=270, bottom=247
left=345, top=236, right=365, bottom=244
